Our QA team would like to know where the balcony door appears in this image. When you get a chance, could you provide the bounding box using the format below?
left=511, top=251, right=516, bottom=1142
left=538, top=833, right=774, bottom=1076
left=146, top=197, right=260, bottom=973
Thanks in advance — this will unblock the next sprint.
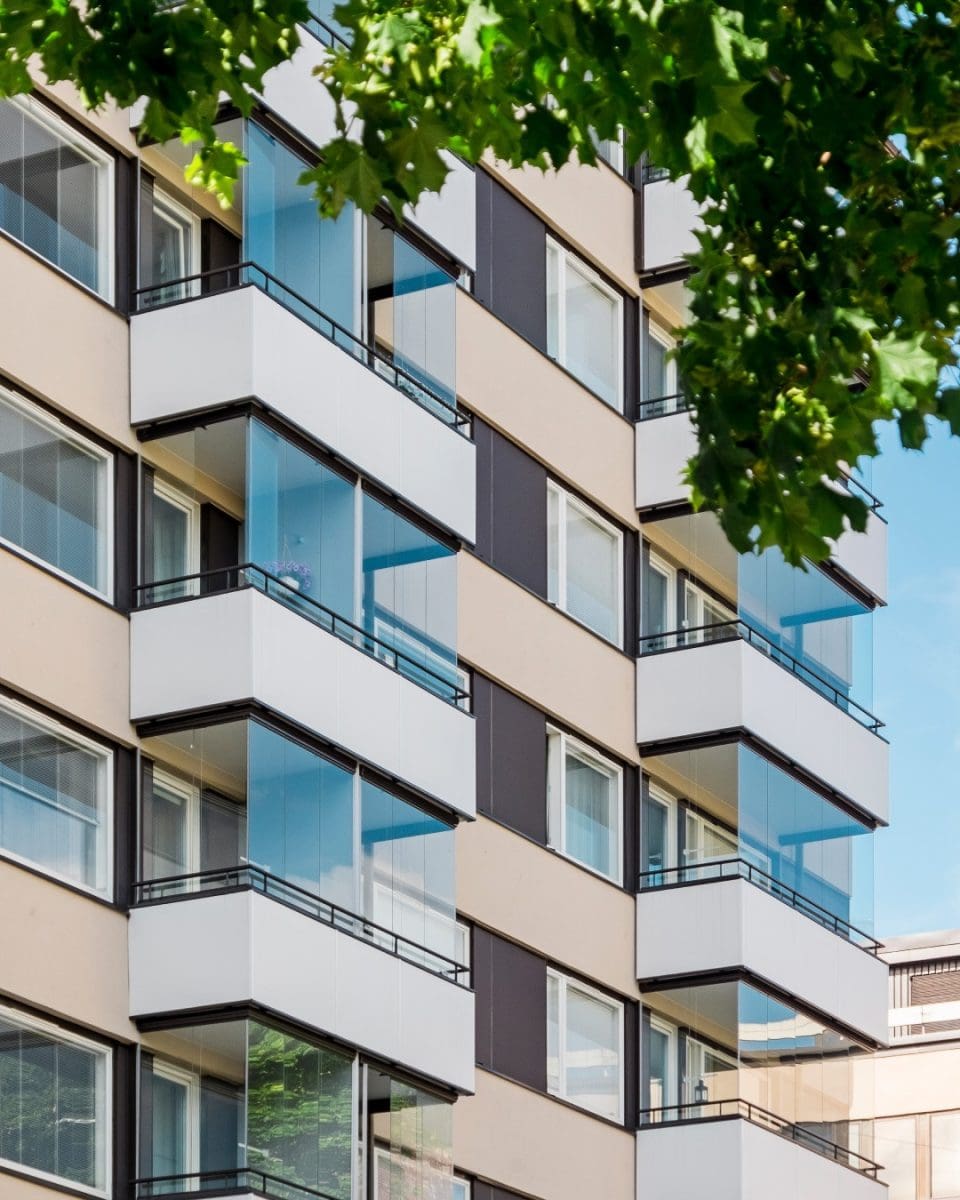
left=681, top=578, right=735, bottom=645
left=647, top=1016, right=678, bottom=1119
left=151, top=1062, right=200, bottom=1185
left=682, top=808, right=737, bottom=880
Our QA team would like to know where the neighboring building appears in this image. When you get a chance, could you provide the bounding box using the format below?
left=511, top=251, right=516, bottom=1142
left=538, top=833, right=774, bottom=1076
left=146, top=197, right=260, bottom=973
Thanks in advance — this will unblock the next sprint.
left=0, top=14, right=891, bottom=1200
left=855, top=932, right=960, bottom=1200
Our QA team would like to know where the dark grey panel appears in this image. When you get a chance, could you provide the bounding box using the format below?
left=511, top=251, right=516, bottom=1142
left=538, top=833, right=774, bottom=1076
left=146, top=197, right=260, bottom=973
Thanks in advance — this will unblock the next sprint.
left=138, top=171, right=155, bottom=296
left=474, top=927, right=548, bottom=1091
left=622, top=765, right=639, bottom=897
left=114, top=448, right=137, bottom=612
left=201, top=219, right=242, bottom=292
left=624, top=294, right=640, bottom=421
left=472, top=1185, right=536, bottom=1200
left=200, top=503, right=241, bottom=593
left=113, top=746, right=136, bottom=909
left=115, top=150, right=136, bottom=314
left=623, top=529, right=639, bottom=658
left=624, top=998, right=639, bottom=1129
left=475, top=169, right=547, bottom=350
left=474, top=676, right=547, bottom=844
left=474, top=418, right=548, bottom=597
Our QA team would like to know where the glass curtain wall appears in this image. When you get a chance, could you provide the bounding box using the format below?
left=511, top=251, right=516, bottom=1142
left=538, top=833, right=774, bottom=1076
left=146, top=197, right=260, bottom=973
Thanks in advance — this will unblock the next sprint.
left=641, top=981, right=873, bottom=1160
left=139, top=720, right=457, bottom=969
left=639, top=742, right=875, bottom=938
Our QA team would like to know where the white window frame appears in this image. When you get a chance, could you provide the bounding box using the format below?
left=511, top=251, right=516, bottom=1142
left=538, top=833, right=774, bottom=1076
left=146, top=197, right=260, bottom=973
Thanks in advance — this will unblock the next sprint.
left=591, top=127, right=625, bottom=175
left=452, top=1176, right=471, bottom=1200
left=152, top=476, right=202, bottom=589
left=0, top=1001, right=112, bottom=1197
left=682, top=577, right=736, bottom=639
left=0, top=384, right=114, bottom=599
left=150, top=1059, right=202, bottom=1182
left=642, top=317, right=678, bottom=413
left=546, top=236, right=624, bottom=411
left=683, top=1034, right=738, bottom=1109
left=643, top=781, right=678, bottom=881
left=548, top=481, right=624, bottom=647
left=648, top=1013, right=679, bottom=1114
left=547, top=726, right=623, bottom=885
left=6, top=95, right=115, bottom=303
left=148, top=768, right=201, bottom=882
left=0, top=693, right=113, bottom=899
left=547, top=969, right=625, bottom=1123
left=642, top=549, right=678, bottom=650
left=150, top=189, right=202, bottom=299
left=682, top=806, right=738, bottom=872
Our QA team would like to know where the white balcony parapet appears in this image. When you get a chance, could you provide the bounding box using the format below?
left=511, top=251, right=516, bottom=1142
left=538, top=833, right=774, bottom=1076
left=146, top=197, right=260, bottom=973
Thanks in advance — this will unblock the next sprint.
left=636, top=637, right=888, bottom=825
left=641, top=176, right=701, bottom=274
left=636, top=1115, right=885, bottom=1200
left=131, top=286, right=475, bottom=544
left=129, top=888, right=475, bottom=1093
left=636, top=875, right=888, bottom=1046
left=130, top=587, right=476, bottom=819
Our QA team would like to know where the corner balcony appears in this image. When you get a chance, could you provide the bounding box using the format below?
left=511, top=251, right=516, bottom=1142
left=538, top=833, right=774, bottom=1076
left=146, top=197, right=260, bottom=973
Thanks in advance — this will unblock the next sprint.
left=636, top=625, right=887, bottom=824
left=636, top=868, right=887, bottom=1045
left=128, top=882, right=474, bottom=1093
left=640, top=170, right=701, bottom=276
left=130, top=573, right=476, bottom=819
left=636, top=1111, right=884, bottom=1200
left=131, top=271, right=475, bottom=543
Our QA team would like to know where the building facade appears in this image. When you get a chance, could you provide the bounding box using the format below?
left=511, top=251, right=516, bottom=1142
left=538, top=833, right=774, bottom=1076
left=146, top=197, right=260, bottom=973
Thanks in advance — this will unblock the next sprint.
left=0, top=12, right=891, bottom=1200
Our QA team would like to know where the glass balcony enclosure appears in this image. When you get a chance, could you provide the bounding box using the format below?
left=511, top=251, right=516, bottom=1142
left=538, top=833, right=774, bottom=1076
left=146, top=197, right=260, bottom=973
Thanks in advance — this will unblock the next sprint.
left=137, top=1018, right=453, bottom=1199
left=639, top=279, right=690, bottom=419
left=640, top=511, right=877, bottom=728
left=138, top=417, right=461, bottom=705
left=641, top=980, right=876, bottom=1175
left=136, top=717, right=461, bottom=980
left=137, top=119, right=459, bottom=426
left=640, top=741, right=875, bottom=945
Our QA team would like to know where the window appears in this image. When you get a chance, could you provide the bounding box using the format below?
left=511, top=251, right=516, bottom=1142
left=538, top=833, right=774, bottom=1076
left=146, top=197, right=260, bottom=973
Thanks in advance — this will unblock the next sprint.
left=0, top=695, right=112, bottom=897
left=874, top=1117, right=918, bottom=1200
left=0, top=386, right=112, bottom=596
left=646, top=1016, right=677, bottom=1117
left=150, top=1061, right=200, bottom=1184
left=546, top=238, right=623, bottom=409
left=151, top=478, right=200, bottom=599
left=547, top=728, right=622, bottom=883
left=146, top=190, right=200, bottom=305
left=0, top=1004, right=110, bottom=1195
left=641, top=551, right=676, bottom=650
left=547, top=483, right=622, bottom=645
left=641, top=784, right=676, bottom=886
left=547, top=970, right=624, bottom=1121
left=642, top=318, right=678, bottom=415
left=590, top=127, right=625, bottom=175
left=683, top=808, right=738, bottom=877
left=933, top=1112, right=960, bottom=1199
left=452, top=1177, right=471, bottom=1200
left=0, top=96, right=113, bottom=299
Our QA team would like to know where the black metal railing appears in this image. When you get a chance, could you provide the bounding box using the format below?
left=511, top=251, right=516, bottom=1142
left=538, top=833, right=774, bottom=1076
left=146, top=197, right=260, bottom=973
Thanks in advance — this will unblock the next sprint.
left=638, top=618, right=884, bottom=734
left=837, top=470, right=887, bottom=521
left=133, top=262, right=467, bottom=433
left=134, top=1166, right=341, bottom=1200
left=133, top=864, right=471, bottom=987
left=637, top=392, right=692, bottom=421
left=303, top=8, right=349, bottom=48
left=642, top=163, right=673, bottom=185
left=638, top=1099, right=881, bottom=1178
left=133, top=563, right=470, bottom=709
left=638, top=857, right=881, bottom=952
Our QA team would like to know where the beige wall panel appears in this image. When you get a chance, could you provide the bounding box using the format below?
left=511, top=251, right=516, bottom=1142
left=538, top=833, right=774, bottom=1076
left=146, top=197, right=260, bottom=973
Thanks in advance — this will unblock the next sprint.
left=0, top=862, right=136, bottom=1042
left=457, top=294, right=638, bottom=531
left=0, top=551, right=133, bottom=746
left=484, top=157, right=638, bottom=294
left=871, top=1045, right=960, bottom=1118
left=459, top=554, right=639, bottom=765
left=458, top=817, right=640, bottom=998
left=34, top=79, right=139, bottom=156
left=0, top=237, right=134, bottom=452
left=455, top=1069, right=634, bottom=1199
left=0, top=1171, right=87, bottom=1200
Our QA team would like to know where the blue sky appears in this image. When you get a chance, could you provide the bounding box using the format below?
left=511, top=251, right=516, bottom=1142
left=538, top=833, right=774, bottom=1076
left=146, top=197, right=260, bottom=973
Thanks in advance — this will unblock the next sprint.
left=873, top=420, right=960, bottom=936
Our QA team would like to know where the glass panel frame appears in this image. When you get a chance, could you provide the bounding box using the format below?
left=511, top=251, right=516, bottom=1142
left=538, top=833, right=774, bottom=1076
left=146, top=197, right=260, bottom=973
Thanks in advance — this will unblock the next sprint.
left=546, top=969, right=624, bottom=1123
left=546, top=727, right=623, bottom=885
left=547, top=481, right=623, bottom=647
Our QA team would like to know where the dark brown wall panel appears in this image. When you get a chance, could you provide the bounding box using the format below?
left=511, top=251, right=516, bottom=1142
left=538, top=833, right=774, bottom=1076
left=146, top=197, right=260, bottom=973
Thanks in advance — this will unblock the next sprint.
left=474, top=927, right=547, bottom=1091
left=474, top=675, right=547, bottom=844
left=475, top=170, right=548, bottom=351
left=474, top=418, right=548, bottom=597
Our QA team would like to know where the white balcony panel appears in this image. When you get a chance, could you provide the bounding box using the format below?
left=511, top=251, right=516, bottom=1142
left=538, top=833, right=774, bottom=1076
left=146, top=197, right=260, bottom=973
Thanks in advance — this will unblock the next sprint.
left=407, top=153, right=477, bottom=273
left=636, top=640, right=888, bottom=824
left=635, top=410, right=696, bottom=511
left=129, top=891, right=475, bottom=1093
left=636, top=1120, right=884, bottom=1200
left=258, top=34, right=338, bottom=151
left=830, top=512, right=888, bottom=606
left=130, top=589, right=476, bottom=819
left=130, top=288, right=475, bottom=543
left=636, top=878, right=887, bottom=1045
left=642, top=177, right=701, bottom=273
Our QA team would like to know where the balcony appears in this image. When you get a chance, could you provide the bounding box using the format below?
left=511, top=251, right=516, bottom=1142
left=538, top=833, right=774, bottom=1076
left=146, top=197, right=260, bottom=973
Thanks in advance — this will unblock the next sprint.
left=636, top=1111, right=884, bottom=1200
left=640, top=171, right=701, bottom=277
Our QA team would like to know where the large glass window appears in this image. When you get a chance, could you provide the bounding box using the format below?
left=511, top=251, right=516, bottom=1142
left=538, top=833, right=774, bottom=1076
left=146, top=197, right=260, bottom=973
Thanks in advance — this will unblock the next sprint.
left=547, top=970, right=623, bottom=1121
left=546, top=238, right=623, bottom=409
left=0, top=97, right=113, bottom=298
left=548, top=483, right=622, bottom=644
left=0, top=386, right=112, bottom=596
left=0, top=1004, right=109, bottom=1195
left=0, top=696, right=111, bottom=896
left=369, top=1072, right=453, bottom=1200
left=547, top=728, right=622, bottom=883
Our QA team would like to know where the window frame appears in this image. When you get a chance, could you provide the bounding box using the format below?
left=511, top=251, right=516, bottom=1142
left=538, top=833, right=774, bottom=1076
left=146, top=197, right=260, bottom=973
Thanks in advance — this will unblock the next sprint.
left=0, top=1001, right=112, bottom=1197
left=647, top=1013, right=679, bottom=1114
left=0, top=693, right=113, bottom=899
left=547, top=481, right=624, bottom=647
left=0, top=384, right=114, bottom=599
left=146, top=767, right=202, bottom=883
left=546, top=726, right=623, bottom=885
left=642, top=316, right=679, bottom=413
left=546, top=236, right=625, bottom=411
left=642, top=781, right=678, bottom=884
left=2, top=95, right=115, bottom=303
left=149, top=1059, right=202, bottom=1183
left=547, top=968, right=625, bottom=1123
left=152, top=475, right=202, bottom=588
left=150, top=188, right=202, bottom=302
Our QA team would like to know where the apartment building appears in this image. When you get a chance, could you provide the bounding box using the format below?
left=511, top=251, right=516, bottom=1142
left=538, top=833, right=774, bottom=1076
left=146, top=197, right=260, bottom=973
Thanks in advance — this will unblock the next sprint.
left=0, top=10, right=891, bottom=1200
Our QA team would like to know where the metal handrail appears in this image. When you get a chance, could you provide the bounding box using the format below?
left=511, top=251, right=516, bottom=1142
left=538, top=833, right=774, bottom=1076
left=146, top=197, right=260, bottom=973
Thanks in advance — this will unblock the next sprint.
left=133, top=864, right=471, bottom=986
left=638, top=1098, right=881, bottom=1178
left=637, top=392, right=692, bottom=420
left=133, top=1166, right=341, bottom=1200
left=133, top=563, right=470, bottom=709
left=638, top=857, right=881, bottom=952
left=837, top=470, right=886, bottom=520
left=637, top=618, right=884, bottom=734
left=133, top=262, right=468, bottom=433
left=303, top=10, right=349, bottom=48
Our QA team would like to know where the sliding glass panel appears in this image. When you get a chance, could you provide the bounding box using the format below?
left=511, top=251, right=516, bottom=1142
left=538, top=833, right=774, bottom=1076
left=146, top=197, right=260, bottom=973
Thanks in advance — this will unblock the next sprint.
left=370, top=1073, right=453, bottom=1200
